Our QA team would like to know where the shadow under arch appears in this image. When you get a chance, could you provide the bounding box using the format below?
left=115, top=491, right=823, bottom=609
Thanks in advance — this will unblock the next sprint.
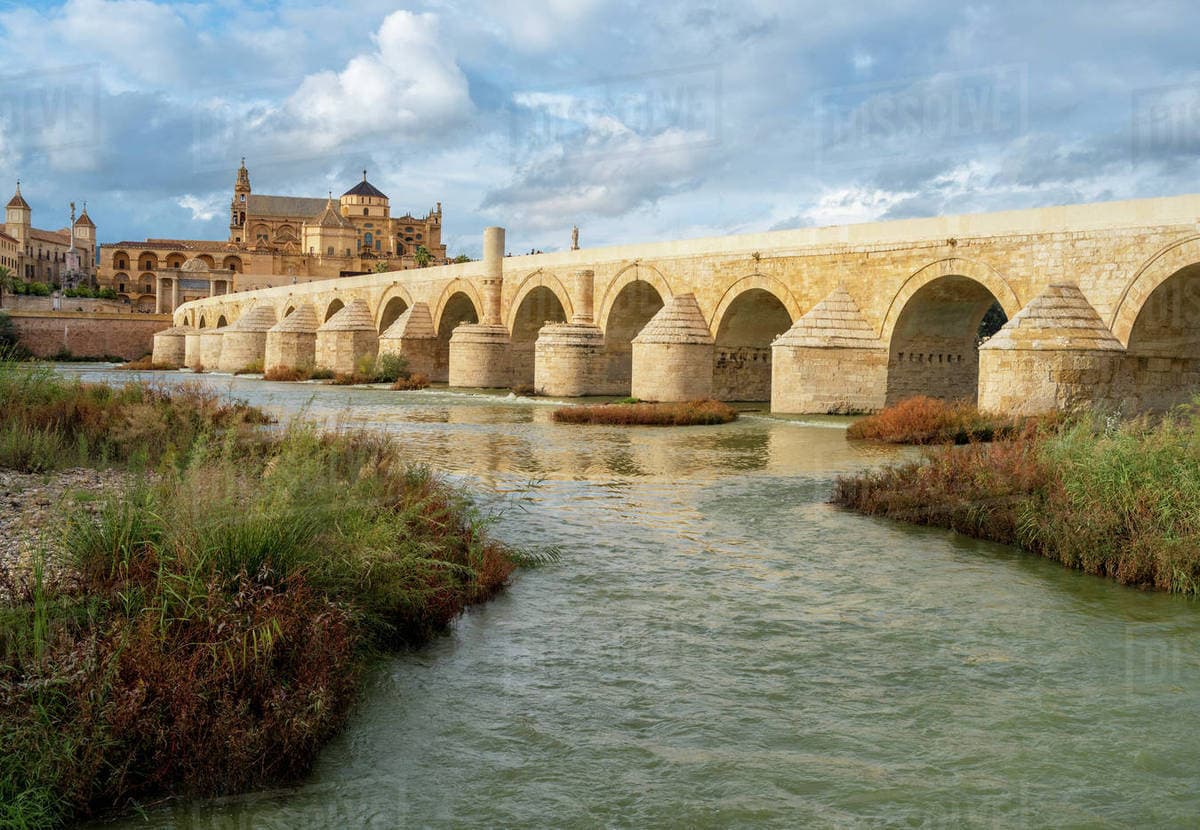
left=883, top=262, right=1015, bottom=406
left=1114, top=238, right=1200, bottom=409
left=596, top=263, right=674, bottom=396
left=710, top=275, right=798, bottom=401
left=376, top=284, right=415, bottom=334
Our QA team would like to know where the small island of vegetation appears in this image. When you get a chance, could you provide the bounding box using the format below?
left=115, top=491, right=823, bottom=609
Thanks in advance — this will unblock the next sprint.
left=835, top=397, right=1200, bottom=594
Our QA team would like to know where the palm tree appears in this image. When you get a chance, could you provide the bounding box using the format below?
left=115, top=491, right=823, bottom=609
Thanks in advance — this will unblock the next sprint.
left=414, top=245, right=431, bottom=268
left=0, top=266, right=13, bottom=309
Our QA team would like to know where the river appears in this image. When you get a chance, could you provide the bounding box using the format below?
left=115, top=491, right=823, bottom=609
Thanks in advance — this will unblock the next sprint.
left=64, top=366, right=1200, bottom=829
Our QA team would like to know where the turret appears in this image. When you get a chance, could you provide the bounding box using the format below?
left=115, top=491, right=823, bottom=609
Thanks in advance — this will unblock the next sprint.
left=6, top=181, right=30, bottom=245
left=73, top=202, right=96, bottom=272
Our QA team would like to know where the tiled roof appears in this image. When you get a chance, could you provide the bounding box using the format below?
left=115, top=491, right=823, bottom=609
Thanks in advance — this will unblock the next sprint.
left=247, top=194, right=328, bottom=219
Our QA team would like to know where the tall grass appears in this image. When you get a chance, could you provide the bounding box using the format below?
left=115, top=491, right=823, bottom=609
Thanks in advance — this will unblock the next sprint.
left=834, top=408, right=1200, bottom=593
left=0, top=358, right=269, bottom=472
left=0, top=364, right=537, bottom=828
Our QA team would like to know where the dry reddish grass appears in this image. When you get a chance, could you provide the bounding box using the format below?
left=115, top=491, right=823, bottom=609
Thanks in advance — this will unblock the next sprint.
left=846, top=396, right=1058, bottom=445
left=553, top=399, right=738, bottom=426
left=391, top=373, right=430, bottom=391
left=118, top=356, right=175, bottom=371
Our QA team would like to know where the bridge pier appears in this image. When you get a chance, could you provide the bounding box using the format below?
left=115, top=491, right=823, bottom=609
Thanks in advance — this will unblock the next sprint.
left=535, top=269, right=607, bottom=396
left=151, top=325, right=193, bottom=367
left=450, top=227, right=513, bottom=388
left=265, top=304, right=319, bottom=372
left=379, top=302, right=438, bottom=379
left=218, top=304, right=276, bottom=373
left=316, top=298, right=378, bottom=375
left=771, top=287, right=888, bottom=414
left=184, top=329, right=202, bottom=369
left=978, top=283, right=1125, bottom=415
left=198, top=328, right=224, bottom=371
left=630, top=293, right=714, bottom=401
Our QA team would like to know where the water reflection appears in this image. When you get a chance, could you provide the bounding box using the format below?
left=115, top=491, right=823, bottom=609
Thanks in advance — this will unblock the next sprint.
left=58, top=365, right=1200, bottom=829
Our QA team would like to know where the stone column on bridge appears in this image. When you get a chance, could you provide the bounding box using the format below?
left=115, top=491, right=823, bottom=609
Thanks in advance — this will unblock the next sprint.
left=449, top=226, right=513, bottom=388
left=771, top=286, right=888, bottom=414
left=978, top=283, right=1125, bottom=415
left=265, top=303, right=320, bottom=372
left=378, top=302, right=438, bottom=380
left=630, top=293, right=715, bottom=401
left=315, top=298, right=379, bottom=375
left=535, top=269, right=607, bottom=396
left=218, top=303, right=277, bottom=373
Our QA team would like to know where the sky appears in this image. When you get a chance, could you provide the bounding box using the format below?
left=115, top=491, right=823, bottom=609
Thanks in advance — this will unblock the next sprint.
left=0, top=0, right=1196, bottom=258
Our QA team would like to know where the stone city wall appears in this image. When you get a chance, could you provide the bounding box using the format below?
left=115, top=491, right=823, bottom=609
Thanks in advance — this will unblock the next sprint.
left=5, top=310, right=171, bottom=360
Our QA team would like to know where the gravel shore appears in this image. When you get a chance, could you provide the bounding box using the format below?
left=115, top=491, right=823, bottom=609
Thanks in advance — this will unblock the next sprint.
left=0, top=468, right=128, bottom=572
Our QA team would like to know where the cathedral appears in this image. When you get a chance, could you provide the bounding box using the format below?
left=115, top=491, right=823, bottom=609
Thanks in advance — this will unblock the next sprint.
left=97, top=161, right=448, bottom=311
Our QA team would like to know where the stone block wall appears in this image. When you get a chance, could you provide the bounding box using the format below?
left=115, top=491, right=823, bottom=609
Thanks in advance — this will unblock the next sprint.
left=5, top=311, right=171, bottom=360
left=631, top=342, right=714, bottom=401
left=772, top=346, right=888, bottom=414
left=534, top=324, right=607, bottom=396
left=978, top=348, right=1125, bottom=415
left=713, top=346, right=772, bottom=401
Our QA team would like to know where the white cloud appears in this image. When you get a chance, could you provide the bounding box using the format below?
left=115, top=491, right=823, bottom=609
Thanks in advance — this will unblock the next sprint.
left=177, top=193, right=222, bottom=222
left=279, top=10, right=472, bottom=151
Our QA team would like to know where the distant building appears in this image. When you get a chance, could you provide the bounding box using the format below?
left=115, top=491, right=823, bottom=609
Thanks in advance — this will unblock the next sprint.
left=3, top=182, right=97, bottom=284
left=97, top=160, right=448, bottom=311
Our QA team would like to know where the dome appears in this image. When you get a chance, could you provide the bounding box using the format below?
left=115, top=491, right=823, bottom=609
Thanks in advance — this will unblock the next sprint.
left=342, top=170, right=387, bottom=200
left=181, top=258, right=210, bottom=273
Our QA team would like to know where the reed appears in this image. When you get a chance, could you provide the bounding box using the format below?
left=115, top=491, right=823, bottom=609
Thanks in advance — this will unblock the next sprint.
left=0, top=373, right=535, bottom=828
left=833, top=408, right=1200, bottom=593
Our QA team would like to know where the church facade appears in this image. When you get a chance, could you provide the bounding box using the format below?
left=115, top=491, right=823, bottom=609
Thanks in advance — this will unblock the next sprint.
left=97, top=161, right=448, bottom=311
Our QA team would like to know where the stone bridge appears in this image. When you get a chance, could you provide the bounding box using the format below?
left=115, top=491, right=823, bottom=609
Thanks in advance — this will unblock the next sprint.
left=157, top=193, right=1200, bottom=415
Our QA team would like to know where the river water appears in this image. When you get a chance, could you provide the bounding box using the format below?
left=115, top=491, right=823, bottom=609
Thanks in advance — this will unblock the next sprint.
left=65, top=366, right=1200, bottom=829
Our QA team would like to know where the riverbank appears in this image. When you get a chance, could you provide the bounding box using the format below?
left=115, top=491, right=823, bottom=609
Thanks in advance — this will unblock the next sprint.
left=0, top=361, right=530, bottom=829
left=834, top=407, right=1200, bottom=593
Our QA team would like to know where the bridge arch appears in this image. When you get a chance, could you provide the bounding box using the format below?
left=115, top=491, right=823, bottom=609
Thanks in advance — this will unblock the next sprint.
left=598, top=263, right=674, bottom=396
left=1110, top=236, right=1200, bottom=346
left=505, top=270, right=575, bottom=333
left=434, top=280, right=483, bottom=383
left=1112, top=237, right=1200, bottom=409
left=882, top=258, right=1019, bottom=406
left=324, top=298, right=345, bottom=321
left=711, top=275, right=799, bottom=401
left=509, top=274, right=570, bottom=387
left=596, top=262, right=674, bottom=334
left=433, top=279, right=485, bottom=335
left=376, top=284, right=414, bottom=334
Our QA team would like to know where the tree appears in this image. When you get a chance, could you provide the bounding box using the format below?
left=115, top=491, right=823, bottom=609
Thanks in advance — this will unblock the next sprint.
left=0, top=266, right=12, bottom=309
left=374, top=261, right=390, bottom=273
left=451, top=254, right=472, bottom=264
left=414, top=245, right=431, bottom=268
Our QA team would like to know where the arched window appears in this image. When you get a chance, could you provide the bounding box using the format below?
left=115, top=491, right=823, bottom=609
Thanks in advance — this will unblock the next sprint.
left=364, top=232, right=373, bottom=247
left=362, top=207, right=368, bottom=216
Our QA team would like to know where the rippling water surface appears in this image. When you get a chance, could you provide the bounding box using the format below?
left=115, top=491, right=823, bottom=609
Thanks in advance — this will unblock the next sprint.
left=67, top=367, right=1200, bottom=829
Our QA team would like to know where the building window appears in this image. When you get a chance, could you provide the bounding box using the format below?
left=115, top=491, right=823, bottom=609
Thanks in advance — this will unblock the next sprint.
left=326, top=246, right=334, bottom=255
left=239, top=194, right=245, bottom=202
left=362, top=208, right=368, bottom=216
left=118, top=283, right=125, bottom=292
left=375, top=240, right=380, bottom=251
left=364, top=232, right=373, bottom=247
left=416, top=233, right=423, bottom=240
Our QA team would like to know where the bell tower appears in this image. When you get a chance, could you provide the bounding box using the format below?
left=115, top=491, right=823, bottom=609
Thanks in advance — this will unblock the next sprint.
left=230, top=158, right=250, bottom=243
left=6, top=181, right=31, bottom=248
